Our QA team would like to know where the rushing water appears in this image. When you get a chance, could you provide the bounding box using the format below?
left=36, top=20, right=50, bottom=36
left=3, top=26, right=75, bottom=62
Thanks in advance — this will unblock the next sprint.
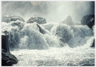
left=2, top=20, right=95, bottom=66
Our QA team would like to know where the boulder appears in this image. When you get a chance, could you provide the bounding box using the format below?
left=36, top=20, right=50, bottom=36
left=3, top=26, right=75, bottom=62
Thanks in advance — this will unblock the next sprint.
left=27, top=17, right=47, bottom=24
left=81, top=15, right=94, bottom=28
left=2, top=15, right=25, bottom=23
left=2, top=34, right=18, bottom=66
left=2, top=49, right=18, bottom=66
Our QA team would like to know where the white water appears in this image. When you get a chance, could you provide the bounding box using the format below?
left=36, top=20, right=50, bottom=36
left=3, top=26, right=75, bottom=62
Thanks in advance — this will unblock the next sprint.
left=2, top=19, right=95, bottom=66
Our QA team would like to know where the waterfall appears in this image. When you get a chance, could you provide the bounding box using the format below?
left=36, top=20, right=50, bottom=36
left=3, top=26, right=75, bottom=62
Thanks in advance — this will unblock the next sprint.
left=2, top=19, right=95, bottom=66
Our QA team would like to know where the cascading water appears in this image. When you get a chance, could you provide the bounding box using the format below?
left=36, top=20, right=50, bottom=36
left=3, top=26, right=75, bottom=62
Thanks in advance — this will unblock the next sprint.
left=2, top=18, right=95, bottom=66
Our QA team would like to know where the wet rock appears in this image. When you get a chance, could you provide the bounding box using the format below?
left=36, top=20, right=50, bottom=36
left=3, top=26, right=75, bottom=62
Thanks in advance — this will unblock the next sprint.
left=27, top=17, right=47, bottom=24
left=2, top=34, right=18, bottom=66
left=91, top=39, right=95, bottom=47
left=36, top=24, right=46, bottom=34
left=2, top=49, right=18, bottom=66
left=2, top=15, right=25, bottom=23
left=2, top=34, right=9, bottom=52
left=81, top=15, right=94, bottom=28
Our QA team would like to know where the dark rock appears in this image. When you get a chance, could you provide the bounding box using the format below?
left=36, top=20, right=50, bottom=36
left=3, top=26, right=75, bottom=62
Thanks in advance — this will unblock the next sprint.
left=2, top=34, right=18, bottom=66
left=27, top=17, right=47, bottom=24
left=91, top=39, right=95, bottom=47
left=2, top=34, right=9, bottom=52
left=36, top=24, right=46, bottom=34
left=2, top=49, right=18, bottom=66
left=2, top=15, right=25, bottom=23
left=81, top=15, right=94, bottom=28
left=82, top=63, right=94, bottom=66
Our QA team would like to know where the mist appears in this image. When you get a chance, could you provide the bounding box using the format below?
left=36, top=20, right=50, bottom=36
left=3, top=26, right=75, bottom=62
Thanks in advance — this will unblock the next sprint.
left=2, top=1, right=95, bottom=23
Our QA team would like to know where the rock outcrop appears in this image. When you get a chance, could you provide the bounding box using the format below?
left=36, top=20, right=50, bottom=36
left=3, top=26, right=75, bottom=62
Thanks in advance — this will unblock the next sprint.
left=81, top=15, right=94, bottom=29
left=2, top=34, right=18, bottom=66
left=27, top=17, right=46, bottom=24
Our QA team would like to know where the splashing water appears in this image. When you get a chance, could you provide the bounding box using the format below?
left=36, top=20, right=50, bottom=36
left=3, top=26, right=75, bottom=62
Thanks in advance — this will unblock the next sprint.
left=2, top=20, right=95, bottom=66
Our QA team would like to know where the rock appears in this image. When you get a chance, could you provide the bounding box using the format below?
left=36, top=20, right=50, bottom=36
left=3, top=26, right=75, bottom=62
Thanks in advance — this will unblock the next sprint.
left=81, top=15, right=94, bottom=28
left=27, top=17, right=47, bottom=24
left=36, top=24, right=46, bottom=34
left=60, top=16, right=74, bottom=25
left=2, top=49, right=18, bottom=66
left=2, top=15, right=25, bottom=23
left=2, top=34, right=9, bottom=52
left=2, top=34, right=18, bottom=66
left=91, top=39, right=95, bottom=47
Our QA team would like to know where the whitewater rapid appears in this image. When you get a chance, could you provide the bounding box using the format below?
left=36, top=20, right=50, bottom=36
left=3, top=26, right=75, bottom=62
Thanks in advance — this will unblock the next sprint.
left=2, top=20, right=95, bottom=66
